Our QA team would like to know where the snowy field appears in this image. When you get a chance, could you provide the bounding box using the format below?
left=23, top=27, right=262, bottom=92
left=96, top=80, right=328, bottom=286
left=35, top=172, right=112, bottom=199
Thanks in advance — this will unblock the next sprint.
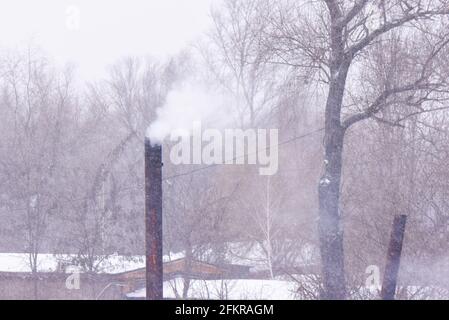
left=127, top=278, right=297, bottom=300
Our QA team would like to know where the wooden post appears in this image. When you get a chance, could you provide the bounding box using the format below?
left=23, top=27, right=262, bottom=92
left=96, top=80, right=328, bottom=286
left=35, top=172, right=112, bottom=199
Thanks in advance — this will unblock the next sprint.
left=380, top=214, right=407, bottom=300
left=144, top=138, right=163, bottom=300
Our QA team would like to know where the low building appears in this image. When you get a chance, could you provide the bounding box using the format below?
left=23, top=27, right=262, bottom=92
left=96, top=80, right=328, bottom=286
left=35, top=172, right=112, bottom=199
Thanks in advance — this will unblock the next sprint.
left=0, top=253, right=253, bottom=299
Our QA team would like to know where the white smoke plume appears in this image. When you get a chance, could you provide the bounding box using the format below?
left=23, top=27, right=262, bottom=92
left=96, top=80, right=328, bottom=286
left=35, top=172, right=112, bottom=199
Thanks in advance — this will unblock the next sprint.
left=146, top=83, right=234, bottom=144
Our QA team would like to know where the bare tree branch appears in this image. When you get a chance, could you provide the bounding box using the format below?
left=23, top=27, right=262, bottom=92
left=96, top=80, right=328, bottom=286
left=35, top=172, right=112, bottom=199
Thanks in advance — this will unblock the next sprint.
left=348, top=7, right=449, bottom=56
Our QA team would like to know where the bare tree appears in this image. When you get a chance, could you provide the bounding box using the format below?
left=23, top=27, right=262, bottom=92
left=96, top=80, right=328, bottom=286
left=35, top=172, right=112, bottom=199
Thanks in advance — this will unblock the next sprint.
left=204, top=0, right=281, bottom=127
left=164, top=167, right=238, bottom=298
left=0, top=48, right=79, bottom=298
left=261, top=0, right=449, bottom=298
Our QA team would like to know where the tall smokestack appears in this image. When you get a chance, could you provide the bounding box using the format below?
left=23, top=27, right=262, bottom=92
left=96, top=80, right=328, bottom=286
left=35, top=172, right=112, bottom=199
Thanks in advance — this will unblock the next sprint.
left=144, top=138, right=163, bottom=300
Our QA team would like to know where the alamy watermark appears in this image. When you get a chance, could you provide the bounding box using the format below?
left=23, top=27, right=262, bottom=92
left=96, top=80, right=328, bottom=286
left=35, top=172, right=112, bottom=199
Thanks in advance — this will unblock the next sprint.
left=168, top=121, right=279, bottom=176
left=365, top=265, right=381, bottom=291
left=65, top=5, right=81, bottom=31
left=65, top=270, right=80, bottom=290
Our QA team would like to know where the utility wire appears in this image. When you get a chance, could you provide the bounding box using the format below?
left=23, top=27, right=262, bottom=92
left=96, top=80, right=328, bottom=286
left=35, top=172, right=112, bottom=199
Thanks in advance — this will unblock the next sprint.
left=1, top=127, right=324, bottom=212
left=163, top=127, right=324, bottom=181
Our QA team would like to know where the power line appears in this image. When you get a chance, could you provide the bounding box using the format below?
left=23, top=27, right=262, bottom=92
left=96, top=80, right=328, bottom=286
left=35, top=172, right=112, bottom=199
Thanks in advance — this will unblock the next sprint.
left=163, top=127, right=324, bottom=181
left=1, top=127, right=324, bottom=212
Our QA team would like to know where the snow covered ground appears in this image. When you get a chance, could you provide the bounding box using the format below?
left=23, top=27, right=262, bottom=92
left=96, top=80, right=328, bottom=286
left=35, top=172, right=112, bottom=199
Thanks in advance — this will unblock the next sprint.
left=127, top=278, right=297, bottom=300
left=2, top=252, right=449, bottom=300
left=126, top=279, right=449, bottom=300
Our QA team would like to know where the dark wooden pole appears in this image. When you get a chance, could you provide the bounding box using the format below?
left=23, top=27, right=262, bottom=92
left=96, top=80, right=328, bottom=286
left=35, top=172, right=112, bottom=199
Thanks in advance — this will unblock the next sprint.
left=380, top=214, right=407, bottom=300
left=145, top=138, right=163, bottom=300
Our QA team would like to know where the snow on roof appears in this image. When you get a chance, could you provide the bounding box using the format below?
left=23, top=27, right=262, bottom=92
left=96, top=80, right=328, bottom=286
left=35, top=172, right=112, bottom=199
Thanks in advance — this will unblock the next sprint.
left=0, top=253, right=58, bottom=273
left=0, top=253, right=143, bottom=274
left=0, top=252, right=185, bottom=274
left=0, top=241, right=315, bottom=275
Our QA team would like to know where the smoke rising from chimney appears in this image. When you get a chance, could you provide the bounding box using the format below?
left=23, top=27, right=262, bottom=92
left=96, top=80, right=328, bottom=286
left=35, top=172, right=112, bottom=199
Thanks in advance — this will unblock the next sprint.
left=146, top=83, right=233, bottom=145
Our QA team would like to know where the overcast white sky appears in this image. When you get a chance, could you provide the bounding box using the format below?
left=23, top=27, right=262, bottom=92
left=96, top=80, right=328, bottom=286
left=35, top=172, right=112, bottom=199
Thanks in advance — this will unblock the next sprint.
left=0, top=0, right=215, bottom=80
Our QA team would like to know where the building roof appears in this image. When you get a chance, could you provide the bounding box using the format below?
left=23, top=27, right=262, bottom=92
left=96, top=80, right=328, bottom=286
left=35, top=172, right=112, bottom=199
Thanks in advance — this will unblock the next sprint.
left=0, top=252, right=252, bottom=278
left=0, top=253, right=146, bottom=274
